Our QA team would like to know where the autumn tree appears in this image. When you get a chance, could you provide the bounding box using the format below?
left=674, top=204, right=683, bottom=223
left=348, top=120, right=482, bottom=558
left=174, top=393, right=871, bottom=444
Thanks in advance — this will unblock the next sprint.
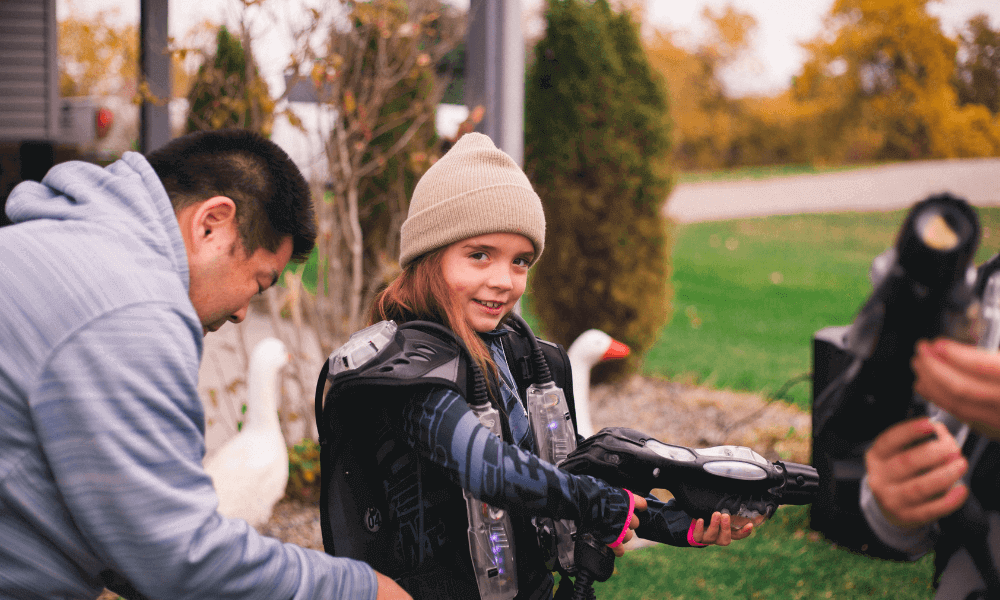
left=59, top=7, right=197, bottom=101
left=955, top=14, right=1000, bottom=115
left=525, top=0, right=673, bottom=380
left=280, top=0, right=465, bottom=356
left=794, top=0, right=1000, bottom=162
left=58, top=9, right=138, bottom=98
left=642, top=6, right=808, bottom=170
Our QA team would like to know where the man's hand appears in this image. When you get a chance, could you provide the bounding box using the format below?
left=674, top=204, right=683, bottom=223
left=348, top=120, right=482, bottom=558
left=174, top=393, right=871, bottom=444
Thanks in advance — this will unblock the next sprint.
left=376, top=572, right=412, bottom=600
left=913, top=338, right=1000, bottom=439
left=865, top=418, right=969, bottom=529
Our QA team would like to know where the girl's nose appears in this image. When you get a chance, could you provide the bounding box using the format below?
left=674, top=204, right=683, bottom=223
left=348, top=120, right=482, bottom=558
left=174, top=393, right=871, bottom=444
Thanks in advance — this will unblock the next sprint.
left=488, top=265, right=513, bottom=290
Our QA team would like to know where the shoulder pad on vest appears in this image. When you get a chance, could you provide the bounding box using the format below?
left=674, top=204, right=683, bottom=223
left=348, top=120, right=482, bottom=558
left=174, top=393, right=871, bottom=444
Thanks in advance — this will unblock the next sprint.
left=326, top=320, right=466, bottom=398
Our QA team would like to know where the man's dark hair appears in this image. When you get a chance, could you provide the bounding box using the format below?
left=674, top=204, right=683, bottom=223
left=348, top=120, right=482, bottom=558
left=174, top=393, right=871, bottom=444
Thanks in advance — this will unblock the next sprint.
left=146, top=129, right=316, bottom=262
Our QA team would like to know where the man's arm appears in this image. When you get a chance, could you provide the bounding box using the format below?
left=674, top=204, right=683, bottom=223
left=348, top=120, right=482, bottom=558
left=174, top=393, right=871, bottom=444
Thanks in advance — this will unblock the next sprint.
left=33, top=305, right=379, bottom=599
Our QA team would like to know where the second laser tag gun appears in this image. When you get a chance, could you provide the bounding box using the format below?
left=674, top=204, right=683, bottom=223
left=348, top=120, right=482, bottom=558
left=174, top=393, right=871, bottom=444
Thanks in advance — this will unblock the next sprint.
left=560, top=427, right=819, bottom=521
left=812, top=193, right=981, bottom=445
left=809, top=194, right=1000, bottom=558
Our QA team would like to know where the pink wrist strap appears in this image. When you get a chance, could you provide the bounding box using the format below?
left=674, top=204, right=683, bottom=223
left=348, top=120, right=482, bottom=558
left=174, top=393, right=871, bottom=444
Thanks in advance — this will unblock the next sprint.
left=608, top=489, right=635, bottom=549
left=687, top=519, right=708, bottom=547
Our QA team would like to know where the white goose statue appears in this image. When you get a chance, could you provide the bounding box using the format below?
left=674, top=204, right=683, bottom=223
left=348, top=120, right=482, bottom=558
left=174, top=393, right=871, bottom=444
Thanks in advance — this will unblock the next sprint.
left=567, top=330, right=630, bottom=439
left=205, top=337, right=290, bottom=528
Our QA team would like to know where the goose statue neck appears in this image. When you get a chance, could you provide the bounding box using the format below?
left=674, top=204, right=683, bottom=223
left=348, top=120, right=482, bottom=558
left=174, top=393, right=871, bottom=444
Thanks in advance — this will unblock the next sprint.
left=204, top=336, right=291, bottom=528
left=242, top=337, right=288, bottom=433
left=567, top=329, right=629, bottom=439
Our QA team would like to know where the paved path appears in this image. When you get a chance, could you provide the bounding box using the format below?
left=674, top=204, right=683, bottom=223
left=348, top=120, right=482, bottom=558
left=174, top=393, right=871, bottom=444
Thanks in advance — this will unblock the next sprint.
left=665, top=157, right=1000, bottom=223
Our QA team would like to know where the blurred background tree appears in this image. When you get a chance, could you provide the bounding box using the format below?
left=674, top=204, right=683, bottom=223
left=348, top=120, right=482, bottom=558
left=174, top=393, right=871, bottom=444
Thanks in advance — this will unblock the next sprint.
left=793, top=0, right=992, bottom=162
left=184, top=24, right=275, bottom=135
left=643, top=6, right=811, bottom=170
left=58, top=10, right=138, bottom=98
left=639, top=0, right=1000, bottom=170
left=275, top=0, right=465, bottom=358
left=954, top=14, right=1000, bottom=115
left=525, top=0, right=673, bottom=381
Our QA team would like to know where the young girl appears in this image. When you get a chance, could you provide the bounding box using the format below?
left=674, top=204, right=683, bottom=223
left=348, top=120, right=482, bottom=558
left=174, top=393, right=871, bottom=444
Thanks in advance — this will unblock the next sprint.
left=320, top=133, right=761, bottom=600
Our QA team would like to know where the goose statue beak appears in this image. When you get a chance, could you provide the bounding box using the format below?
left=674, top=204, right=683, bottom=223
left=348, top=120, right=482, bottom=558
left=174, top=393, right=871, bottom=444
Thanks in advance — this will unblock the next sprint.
left=603, top=338, right=630, bottom=361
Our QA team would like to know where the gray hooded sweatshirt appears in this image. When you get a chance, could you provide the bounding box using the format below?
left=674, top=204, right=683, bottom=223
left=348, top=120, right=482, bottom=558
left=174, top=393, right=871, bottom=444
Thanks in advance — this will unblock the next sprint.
left=0, top=153, right=377, bottom=599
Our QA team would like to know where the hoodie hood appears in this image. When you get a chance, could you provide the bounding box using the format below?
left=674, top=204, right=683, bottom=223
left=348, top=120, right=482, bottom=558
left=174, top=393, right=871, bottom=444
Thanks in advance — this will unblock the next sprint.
left=5, top=152, right=190, bottom=290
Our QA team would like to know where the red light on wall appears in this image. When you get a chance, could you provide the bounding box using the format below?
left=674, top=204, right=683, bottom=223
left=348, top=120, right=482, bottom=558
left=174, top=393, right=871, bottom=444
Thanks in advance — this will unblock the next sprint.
left=96, top=107, right=114, bottom=139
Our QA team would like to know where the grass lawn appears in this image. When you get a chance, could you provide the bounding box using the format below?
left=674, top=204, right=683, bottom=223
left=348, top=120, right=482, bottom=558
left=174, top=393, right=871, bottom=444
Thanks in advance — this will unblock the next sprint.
left=588, top=506, right=936, bottom=600
left=639, top=208, right=1000, bottom=410
left=675, top=163, right=871, bottom=184
left=536, top=205, right=1000, bottom=599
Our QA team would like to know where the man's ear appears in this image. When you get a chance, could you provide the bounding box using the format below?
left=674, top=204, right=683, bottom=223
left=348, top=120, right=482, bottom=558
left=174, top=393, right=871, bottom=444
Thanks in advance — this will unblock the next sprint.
left=192, top=196, right=237, bottom=241
left=178, top=196, right=238, bottom=261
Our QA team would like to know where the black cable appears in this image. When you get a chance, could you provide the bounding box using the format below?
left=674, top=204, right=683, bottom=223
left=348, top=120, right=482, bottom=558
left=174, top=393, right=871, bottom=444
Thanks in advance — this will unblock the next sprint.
left=507, top=312, right=553, bottom=384
left=769, top=372, right=813, bottom=402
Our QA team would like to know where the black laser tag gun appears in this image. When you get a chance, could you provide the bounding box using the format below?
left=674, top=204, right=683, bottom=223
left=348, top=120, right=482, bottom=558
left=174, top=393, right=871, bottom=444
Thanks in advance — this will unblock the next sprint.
left=560, top=427, right=819, bottom=521
left=810, top=193, right=985, bottom=557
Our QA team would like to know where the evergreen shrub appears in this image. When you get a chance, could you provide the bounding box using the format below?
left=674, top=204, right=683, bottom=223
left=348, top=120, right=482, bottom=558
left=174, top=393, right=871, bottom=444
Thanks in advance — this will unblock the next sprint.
left=525, top=0, right=675, bottom=381
left=185, top=26, right=274, bottom=135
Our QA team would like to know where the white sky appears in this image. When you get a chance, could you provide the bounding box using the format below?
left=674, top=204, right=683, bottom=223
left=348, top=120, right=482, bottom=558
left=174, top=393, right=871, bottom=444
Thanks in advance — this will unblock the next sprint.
left=59, top=0, right=1000, bottom=97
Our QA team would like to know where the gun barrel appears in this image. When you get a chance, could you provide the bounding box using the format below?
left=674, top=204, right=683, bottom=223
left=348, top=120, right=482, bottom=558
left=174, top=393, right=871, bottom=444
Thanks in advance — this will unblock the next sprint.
left=777, top=461, right=820, bottom=505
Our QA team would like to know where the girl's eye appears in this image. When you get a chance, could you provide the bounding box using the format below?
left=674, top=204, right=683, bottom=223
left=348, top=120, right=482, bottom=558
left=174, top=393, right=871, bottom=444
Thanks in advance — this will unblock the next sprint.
left=513, top=257, right=531, bottom=267
left=469, top=251, right=488, bottom=261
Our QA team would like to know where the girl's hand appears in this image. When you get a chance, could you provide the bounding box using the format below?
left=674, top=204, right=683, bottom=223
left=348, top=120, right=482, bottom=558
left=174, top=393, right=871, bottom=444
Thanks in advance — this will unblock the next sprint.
left=690, top=511, right=763, bottom=546
left=608, top=494, right=647, bottom=557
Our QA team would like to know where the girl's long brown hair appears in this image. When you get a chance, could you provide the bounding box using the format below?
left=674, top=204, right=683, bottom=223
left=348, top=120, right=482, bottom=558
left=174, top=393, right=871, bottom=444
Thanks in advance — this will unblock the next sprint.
left=369, top=248, right=499, bottom=386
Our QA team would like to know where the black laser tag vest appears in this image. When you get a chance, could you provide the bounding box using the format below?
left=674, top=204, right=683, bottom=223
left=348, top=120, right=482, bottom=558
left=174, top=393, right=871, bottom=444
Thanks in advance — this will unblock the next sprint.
left=314, top=320, right=576, bottom=599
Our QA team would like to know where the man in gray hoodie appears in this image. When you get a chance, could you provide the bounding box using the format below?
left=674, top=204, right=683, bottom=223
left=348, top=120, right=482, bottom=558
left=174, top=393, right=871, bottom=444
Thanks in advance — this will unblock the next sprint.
left=0, top=129, right=408, bottom=600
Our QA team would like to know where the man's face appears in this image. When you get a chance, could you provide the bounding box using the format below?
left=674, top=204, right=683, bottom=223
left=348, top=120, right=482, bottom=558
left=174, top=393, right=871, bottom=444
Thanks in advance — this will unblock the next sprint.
left=180, top=196, right=294, bottom=335
left=188, top=236, right=292, bottom=335
left=188, top=235, right=292, bottom=335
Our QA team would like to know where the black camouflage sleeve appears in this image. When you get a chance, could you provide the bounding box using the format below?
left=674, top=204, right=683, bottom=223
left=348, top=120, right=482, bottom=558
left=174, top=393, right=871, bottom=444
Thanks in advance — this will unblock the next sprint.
left=635, top=497, right=698, bottom=547
left=399, top=387, right=633, bottom=545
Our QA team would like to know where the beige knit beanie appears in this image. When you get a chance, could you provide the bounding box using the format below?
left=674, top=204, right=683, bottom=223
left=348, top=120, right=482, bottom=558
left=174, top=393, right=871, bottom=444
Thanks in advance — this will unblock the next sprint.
left=399, top=132, right=545, bottom=268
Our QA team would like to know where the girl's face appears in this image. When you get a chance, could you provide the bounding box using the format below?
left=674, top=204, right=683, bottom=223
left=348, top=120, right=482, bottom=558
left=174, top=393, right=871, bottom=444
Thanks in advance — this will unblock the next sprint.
left=440, top=232, right=535, bottom=333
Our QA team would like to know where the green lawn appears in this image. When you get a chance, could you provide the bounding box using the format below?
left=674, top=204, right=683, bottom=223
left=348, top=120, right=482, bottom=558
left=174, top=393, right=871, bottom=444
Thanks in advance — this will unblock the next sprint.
left=588, top=506, right=935, bottom=600
left=638, top=208, right=1000, bottom=410
left=535, top=206, right=1000, bottom=599
left=675, top=163, right=874, bottom=184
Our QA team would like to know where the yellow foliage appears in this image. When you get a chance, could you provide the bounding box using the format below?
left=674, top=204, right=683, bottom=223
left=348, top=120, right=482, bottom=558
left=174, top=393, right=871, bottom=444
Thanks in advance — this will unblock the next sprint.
left=58, top=8, right=138, bottom=98
left=645, top=0, right=1000, bottom=169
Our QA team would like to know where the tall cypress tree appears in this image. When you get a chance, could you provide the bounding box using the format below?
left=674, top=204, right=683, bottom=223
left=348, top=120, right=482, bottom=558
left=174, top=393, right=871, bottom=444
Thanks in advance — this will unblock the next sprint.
left=525, top=0, right=674, bottom=380
left=185, top=26, right=273, bottom=135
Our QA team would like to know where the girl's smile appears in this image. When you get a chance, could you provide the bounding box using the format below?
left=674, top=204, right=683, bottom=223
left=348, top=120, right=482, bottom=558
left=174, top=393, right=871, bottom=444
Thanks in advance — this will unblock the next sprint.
left=440, top=232, right=535, bottom=333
